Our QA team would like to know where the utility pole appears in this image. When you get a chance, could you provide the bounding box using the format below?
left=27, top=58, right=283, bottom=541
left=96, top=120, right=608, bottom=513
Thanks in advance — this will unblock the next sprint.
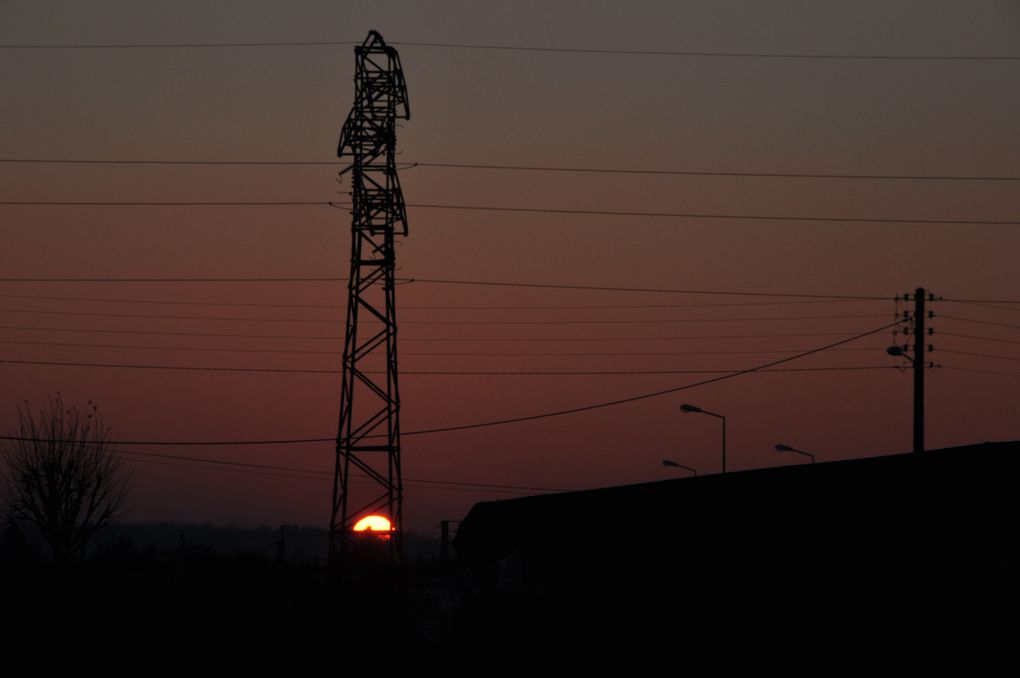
left=330, top=31, right=410, bottom=567
left=890, top=288, right=935, bottom=453
left=912, top=287, right=926, bottom=454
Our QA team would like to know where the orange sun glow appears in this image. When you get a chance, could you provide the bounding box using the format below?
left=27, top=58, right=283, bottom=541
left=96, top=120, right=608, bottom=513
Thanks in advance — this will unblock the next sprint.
left=353, top=515, right=393, bottom=533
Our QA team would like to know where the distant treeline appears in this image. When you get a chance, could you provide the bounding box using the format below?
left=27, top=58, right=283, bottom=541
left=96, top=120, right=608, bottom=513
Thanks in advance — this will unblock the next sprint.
left=1, top=520, right=444, bottom=565
left=2, top=521, right=460, bottom=643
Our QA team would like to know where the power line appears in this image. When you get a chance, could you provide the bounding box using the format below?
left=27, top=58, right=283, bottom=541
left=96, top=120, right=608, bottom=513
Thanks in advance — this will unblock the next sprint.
left=0, top=291, right=879, bottom=310
left=0, top=358, right=335, bottom=373
left=0, top=338, right=340, bottom=355
left=943, top=366, right=1020, bottom=379
left=394, top=201, right=1020, bottom=226
left=371, top=366, right=897, bottom=376
left=406, top=277, right=887, bottom=300
left=392, top=476, right=567, bottom=493
left=120, top=455, right=330, bottom=483
left=5, top=157, right=1018, bottom=182
left=411, top=161, right=1020, bottom=183
left=940, top=315, right=1020, bottom=331
left=0, top=437, right=565, bottom=493
left=13, top=433, right=332, bottom=447
left=0, top=40, right=360, bottom=49
left=943, top=298, right=1020, bottom=304
left=0, top=306, right=889, bottom=325
left=939, top=348, right=1020, bottom=363
left=112, top=449, right=567, bottom=493
left=0, top=276, right=345, bottom=283
left=3, top=39, right=1017, bottom=60
left=380, top=314, right=891, bottom=325
left=392, top=322, right=902, bottom=437
left=942, top=300, right=1020, bottom=312
left=0, top=292, right=343, bottom=309
left=0, top=357, right=891, bottom=376
left=0, top=158, right=342, bottom=165
left=0, top=324, right=344, bottom=341
left=102, top=451, right=567, bottom=495
left=0, top=338, right=884, bottom=357
left=0, top=274, right=887, bottom=300
left=0, top=436, right=566, bottom=497
left=0, top=307, right=340, bottom=324
left=5, top=198, right=1017, bottom=226
left=398, top=348, right=882, bottom=357
left=394, top=332, right=873, bottom=342
left=940, top=331, right=1020, bottom=347
left=126, top=460, right=543, bottom=497
left=116, top=452, right=324, bottom=479
left=393, top=41, right=1020, bottom=61
left=124, top=458, right=549, bottom=495
left=0, top=200, right=325, bottom=206
left=0, top=324, right=876, bottom=343
left=400, top=300, right=883, bottom=310
left=0, top=323, right=900, bottom=446
left=399, top=314, right=890, bottom=325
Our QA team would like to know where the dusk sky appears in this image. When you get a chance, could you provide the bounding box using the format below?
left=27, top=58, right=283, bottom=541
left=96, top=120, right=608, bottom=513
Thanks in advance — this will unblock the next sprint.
left=2, top=1, right=1018, bottom=532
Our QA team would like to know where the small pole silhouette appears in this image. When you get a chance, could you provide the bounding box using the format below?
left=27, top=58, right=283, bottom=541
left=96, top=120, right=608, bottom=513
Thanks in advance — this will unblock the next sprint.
left=680, top=403, right=726, bottom=473
left=913, top=287, right=925, bottom=453
left=890, top=287, right=934, bottom=453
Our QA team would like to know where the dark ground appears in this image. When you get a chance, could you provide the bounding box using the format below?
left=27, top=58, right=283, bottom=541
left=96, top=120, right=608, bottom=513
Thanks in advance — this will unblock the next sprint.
left=2, top=522, right=1014, bottom=658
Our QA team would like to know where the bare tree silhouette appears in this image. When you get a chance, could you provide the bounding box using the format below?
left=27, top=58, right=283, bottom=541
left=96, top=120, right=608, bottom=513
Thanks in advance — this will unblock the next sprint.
left=0, top=394, right=131, bottom=562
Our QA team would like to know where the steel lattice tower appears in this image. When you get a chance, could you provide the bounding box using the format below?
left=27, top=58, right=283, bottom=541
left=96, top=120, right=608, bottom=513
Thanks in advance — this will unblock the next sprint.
left=330, top=31, right=409, bottom=565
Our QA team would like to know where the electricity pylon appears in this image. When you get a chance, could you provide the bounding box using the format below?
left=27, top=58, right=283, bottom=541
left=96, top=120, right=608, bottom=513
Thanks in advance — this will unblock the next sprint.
left=330, top=30, right=410, bottom=566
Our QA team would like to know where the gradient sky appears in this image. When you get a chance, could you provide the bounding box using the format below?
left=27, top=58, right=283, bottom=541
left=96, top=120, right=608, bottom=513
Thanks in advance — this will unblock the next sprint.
left=1, top=1, right=1018, bottom=532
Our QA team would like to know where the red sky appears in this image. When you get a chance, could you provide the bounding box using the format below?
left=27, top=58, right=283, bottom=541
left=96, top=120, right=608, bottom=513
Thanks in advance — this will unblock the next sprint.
left=1, top=1, right=1018, bottom=532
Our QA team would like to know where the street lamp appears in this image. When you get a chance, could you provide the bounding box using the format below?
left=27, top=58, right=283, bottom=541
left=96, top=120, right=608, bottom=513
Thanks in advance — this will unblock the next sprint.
left=662, top=459, right=698, bottom=476
left=886, top=345, right=908, bottom=359
left=680, top=403, right=727, bottom=473
left=774, top=443, right=815, bottom=464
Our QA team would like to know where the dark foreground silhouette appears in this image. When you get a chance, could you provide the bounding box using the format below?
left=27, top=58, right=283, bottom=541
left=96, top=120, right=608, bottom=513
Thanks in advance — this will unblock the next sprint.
left=453, top=442, right=1019, bottom=651
left=3, top=443, right=1016, bottom=654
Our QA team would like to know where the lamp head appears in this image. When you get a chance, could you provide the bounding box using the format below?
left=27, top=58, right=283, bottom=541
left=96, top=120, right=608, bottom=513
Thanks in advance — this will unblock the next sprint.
left=775, top=444, right=795, bottom=452
left=886, top=345, right=905, bottom=357
left=680, top=403, right=702, bottom=414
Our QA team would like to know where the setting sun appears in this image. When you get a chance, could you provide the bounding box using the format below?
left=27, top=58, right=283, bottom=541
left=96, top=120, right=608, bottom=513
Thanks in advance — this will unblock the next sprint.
left=353, top=515, right=393, bottom=533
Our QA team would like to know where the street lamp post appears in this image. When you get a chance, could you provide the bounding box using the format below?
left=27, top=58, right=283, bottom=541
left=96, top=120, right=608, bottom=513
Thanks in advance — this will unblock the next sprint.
left=680, top=403, right=727, bottom=473
left=775, top=443, right=816, bottom=464
left=662, top=459, right=698, bottom=476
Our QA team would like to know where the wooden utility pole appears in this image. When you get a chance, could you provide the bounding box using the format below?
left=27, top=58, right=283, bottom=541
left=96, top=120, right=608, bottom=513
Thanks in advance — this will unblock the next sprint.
left=913, top=287, right=925, bottom=453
